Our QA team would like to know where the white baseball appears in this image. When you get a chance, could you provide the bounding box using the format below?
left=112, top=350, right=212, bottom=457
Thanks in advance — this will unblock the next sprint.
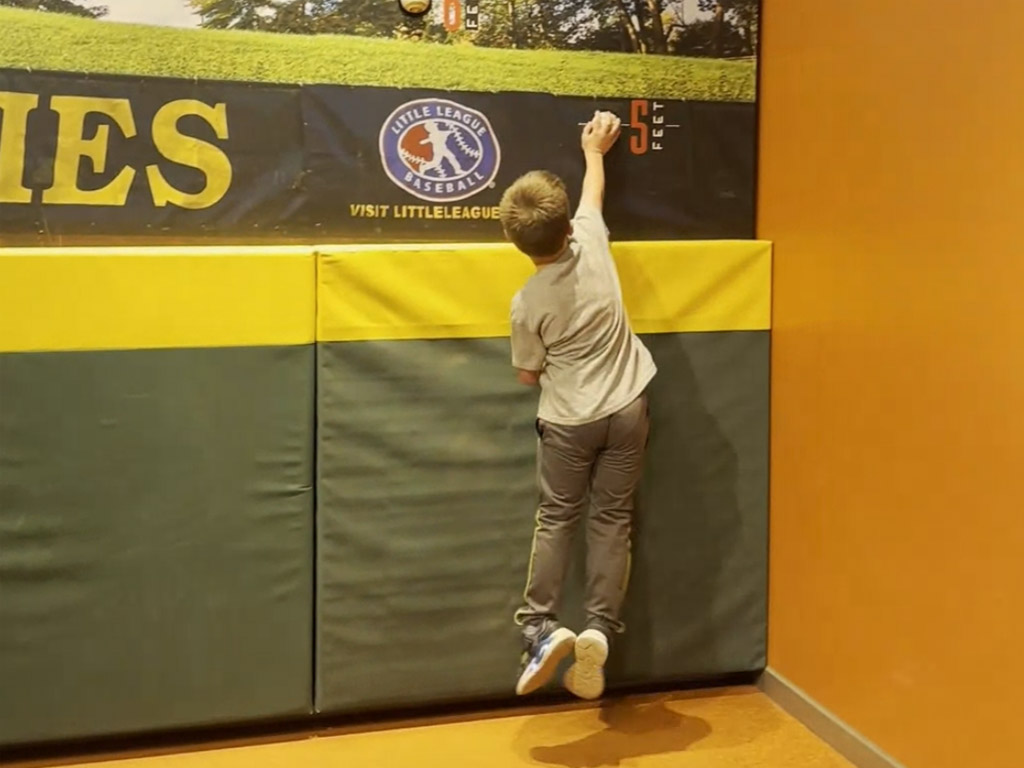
left=399, top=0, right=431, bottom=14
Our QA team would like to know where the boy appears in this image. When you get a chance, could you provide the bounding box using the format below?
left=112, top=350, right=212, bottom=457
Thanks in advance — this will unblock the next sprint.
left=500, top=111, right=657, bottom=700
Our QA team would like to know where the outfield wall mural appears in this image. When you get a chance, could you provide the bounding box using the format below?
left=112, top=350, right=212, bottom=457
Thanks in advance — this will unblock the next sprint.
left=0, top=0, right=758, bottom=243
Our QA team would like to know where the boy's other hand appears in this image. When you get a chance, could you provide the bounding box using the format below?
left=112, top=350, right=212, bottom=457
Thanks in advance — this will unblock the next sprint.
left=581, top=111, right=622, bottom=155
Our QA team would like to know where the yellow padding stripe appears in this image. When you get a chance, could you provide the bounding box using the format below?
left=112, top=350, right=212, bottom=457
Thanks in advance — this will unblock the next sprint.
left=317, top=240, right=771, bottom=342
left=0, top=248, right=315, bottom=353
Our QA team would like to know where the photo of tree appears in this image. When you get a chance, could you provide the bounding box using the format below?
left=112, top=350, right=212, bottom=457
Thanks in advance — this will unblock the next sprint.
left=183, top=1, right=758, bottom=58
left=0, top=0, right=758, bottom=101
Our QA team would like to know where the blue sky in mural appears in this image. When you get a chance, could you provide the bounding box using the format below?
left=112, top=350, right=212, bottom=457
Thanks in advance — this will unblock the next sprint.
left=102, top=0, right=198, bottom=27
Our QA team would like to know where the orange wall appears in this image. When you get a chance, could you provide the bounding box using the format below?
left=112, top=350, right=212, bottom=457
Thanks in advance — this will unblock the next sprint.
left=759, top=2, right=1024, bottom=767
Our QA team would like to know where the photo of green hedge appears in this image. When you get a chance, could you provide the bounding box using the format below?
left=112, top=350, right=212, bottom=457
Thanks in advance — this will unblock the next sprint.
left=0, top=2, right=757, bottom=101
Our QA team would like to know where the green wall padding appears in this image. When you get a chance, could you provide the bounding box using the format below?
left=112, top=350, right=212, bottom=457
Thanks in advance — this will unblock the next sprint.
left=0, top=347, right=315, bottom=746
left=316, top=333, right=768, bottom=713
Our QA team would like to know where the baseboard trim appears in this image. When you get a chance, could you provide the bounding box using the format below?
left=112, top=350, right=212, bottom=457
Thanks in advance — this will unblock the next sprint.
left=759, top=668, right=907, bottom=768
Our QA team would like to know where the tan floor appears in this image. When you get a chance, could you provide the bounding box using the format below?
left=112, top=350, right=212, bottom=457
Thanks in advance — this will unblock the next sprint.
left=27, top=688, right=853, bottom=768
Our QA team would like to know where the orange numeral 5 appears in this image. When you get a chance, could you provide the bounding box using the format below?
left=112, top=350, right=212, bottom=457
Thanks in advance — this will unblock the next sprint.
left=630, top=99, right=649, bottom=155
left=444, top=0, right=462, bottom=31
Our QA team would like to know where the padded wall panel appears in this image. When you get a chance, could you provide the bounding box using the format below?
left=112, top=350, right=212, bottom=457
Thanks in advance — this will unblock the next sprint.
left=316, top=332, right=768, bottom=713
left=0, top=346, right=315, bottom=746
left=317, top=241, right=772, bottom=342
left=0, top=247, right=316, bottom=353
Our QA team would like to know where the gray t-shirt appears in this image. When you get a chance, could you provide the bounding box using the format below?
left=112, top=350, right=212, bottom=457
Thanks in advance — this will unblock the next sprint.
left=510, top=202, right=657, bottom=426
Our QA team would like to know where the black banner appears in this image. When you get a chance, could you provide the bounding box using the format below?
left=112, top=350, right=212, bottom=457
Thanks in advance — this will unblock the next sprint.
left=0, top=70, right=755, bottom=243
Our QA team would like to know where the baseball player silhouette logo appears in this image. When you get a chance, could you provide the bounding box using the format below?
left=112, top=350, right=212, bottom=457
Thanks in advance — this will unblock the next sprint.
left=380, top=98, right=501, bottom=202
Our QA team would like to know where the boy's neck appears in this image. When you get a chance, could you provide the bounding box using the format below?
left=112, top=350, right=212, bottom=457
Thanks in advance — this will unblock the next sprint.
left=531, top=238, right=570, bottom=270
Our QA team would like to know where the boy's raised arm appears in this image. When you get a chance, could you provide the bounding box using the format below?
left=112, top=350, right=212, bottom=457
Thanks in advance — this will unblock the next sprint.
left=579, top=111, right=622, bottom=212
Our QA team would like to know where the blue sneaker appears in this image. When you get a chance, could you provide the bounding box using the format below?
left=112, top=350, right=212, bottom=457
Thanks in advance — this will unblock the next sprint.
left=515, top=626, right=576, bottom=696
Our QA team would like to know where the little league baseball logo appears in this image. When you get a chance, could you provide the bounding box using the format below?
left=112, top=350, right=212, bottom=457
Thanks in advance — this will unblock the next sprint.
left=379, top=98, right=501, bottom=203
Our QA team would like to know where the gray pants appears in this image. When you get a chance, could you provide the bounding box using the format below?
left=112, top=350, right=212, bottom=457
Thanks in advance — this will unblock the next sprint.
left=516, top=393, right=650, bottom=640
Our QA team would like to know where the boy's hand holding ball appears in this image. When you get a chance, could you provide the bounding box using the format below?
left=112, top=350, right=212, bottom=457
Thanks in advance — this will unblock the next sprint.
left=582, top=111, right=622, bottom=155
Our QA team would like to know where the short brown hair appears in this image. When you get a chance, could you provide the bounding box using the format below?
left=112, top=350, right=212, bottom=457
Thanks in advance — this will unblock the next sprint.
left=499, top=171, right=571, bottom=259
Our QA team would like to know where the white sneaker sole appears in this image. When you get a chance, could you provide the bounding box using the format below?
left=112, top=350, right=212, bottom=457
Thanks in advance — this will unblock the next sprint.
left=516, top=628, right=576, bottom=696
left=563, top=632, right=608, bottom=700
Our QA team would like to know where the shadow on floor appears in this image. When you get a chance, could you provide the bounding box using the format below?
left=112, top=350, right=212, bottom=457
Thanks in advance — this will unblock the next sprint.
left=522, top=698, right=712, bottom=768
